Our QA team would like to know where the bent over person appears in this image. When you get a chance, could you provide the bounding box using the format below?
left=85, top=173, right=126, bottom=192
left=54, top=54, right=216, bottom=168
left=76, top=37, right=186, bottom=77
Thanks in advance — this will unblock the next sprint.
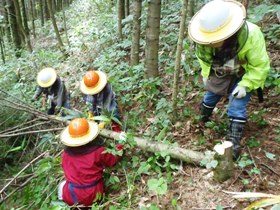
left=188, top=0, right=270, bottom=160
left=33, top=67, right=70, bottom=115
left=80, top=70, right=122, bottom=132
left=58, top=118, right=124, bottom=206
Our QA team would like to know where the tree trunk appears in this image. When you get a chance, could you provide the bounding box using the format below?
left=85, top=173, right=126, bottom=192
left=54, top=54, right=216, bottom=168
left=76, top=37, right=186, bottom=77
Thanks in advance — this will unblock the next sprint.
left=130, top=0, right=142, bottom=66
left=44, top=0, right=50, bottom=20
left=6, top=0, right=22, bottom=57
left=172, top=0, right=188, bottom=121
left=62, top=6, right=70, bottom=46
left=56, top=0, right=62, bottom=11
left=21, top=0, right=29, bottom=35
left=39, top=0, right=44, bottom=26
left=47, top=0, right=65, bottom=53
left=188, top=0, right=194, bottom=17
left=242, top=0, right=249, bottom=11
left=52, top=0, right=56, bottom=12
left=13, top=0, right=32, bottom=52
left=100, top=129, right=207, bottom=165
left=30, top=0, right=36, bottom=38
left=2, top=0, right=12, bottom=43
left=118, top=0, right=125, bottom=40
left=144, top=0, right=161, bottom=78
left=0, top=34, right=6, bottom=64
left=213, top=141, right=234, bottom=182
left=125, top=0, right=129, bottom=17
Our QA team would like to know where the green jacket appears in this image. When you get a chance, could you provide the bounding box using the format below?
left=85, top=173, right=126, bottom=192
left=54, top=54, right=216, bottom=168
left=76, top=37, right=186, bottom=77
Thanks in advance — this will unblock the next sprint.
left=196, top=21, right=270, bottom=91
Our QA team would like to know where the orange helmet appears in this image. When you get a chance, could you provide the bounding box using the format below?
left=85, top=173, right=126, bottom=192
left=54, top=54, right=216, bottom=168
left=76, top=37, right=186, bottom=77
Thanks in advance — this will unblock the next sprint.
left=83, top=71, right=100, bottom=88
left=68, top=118, right=89, bottom=137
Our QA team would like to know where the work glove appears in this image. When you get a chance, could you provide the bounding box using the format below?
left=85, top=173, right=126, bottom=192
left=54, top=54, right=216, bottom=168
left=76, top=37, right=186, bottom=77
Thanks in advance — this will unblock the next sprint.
left=98, top=122, right=106, bottom=129
left=118, top=132, right=127, bottom=144
left=202, top=77, right=208, bottom=86
left=31, top=95, right=37, bottom=102
left=88, top=111, right=94, bottom=119
left=232, top=85, right=246, bottom=98
left=47, top=94, right=54, bottom=106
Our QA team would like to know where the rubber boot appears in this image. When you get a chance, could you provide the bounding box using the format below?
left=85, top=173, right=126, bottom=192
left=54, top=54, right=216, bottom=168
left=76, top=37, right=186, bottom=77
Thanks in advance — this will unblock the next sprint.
left=200, top=102, right=215, bottom=122
left=228, top=118, right=246, bottom=161
left=47, top=106, right=55, bottom=115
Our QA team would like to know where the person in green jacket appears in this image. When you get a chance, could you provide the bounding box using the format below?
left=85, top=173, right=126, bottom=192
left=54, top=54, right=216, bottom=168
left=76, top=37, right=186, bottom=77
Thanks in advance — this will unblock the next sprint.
left=188, top=0, right=270, bottom=160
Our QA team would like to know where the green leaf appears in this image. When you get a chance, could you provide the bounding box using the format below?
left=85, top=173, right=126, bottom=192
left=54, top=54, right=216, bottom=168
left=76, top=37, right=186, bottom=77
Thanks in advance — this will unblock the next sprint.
left=206, top=160, right=218, bottom=169
left=216, top=205, right=223, bottom=210
left=147, top=177, right=167, bottom=195
left=171, top=199, right=177, bottom=207
left=137, top=162, right=150, bottom=175
left=244, top=196, right=280, bottom=210
left=149, top=204, right=160, bottom=210
left=92, top=115, right=111, bottom=122
left=113, top=176, right=120, bottom=183
left=155, top=127, right=167, bottom=141
left=265, top=152, right=276, bottom=160
left=271, top=204, right=280, bottom=210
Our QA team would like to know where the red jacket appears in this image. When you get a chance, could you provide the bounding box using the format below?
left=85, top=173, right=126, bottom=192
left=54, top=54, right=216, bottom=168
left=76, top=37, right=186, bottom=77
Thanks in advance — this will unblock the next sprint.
left=62, top=144, right=123, bottom=206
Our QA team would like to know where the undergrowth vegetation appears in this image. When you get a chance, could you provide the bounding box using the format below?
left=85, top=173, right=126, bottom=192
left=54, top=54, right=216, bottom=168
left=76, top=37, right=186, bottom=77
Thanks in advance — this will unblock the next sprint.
left=0, top=0, right=279, bottom=209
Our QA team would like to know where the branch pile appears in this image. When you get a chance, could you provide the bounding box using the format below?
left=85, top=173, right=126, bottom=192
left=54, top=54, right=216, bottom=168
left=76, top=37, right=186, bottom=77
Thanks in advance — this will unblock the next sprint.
left=0, top=89, right=65, bottom=138
left=0, top=89, right=211, bottom=165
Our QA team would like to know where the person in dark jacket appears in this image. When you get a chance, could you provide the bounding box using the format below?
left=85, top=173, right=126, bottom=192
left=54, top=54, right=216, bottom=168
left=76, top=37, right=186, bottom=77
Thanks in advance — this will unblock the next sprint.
left=32, top=67, right=70, bottom=115
left=80, top=70, right=122, bottom=132
left=57, top=118, right=124, bottom=206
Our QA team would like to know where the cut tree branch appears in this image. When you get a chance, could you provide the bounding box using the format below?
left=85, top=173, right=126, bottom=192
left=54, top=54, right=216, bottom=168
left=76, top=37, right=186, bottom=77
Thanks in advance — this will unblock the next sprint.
left=100, top=129, right=207, bottom=165
left=0, top=151, right=47, bottom=196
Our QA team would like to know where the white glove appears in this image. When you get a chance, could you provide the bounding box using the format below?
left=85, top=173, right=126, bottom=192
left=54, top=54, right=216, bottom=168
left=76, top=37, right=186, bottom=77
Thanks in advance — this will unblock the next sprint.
left=232, top=85, right=246, bottom=98
left=118, top=132, right=127, bottom=144
left=47, top=94, right=54, bottom=106
left=202, top=77, right=208, bottom=86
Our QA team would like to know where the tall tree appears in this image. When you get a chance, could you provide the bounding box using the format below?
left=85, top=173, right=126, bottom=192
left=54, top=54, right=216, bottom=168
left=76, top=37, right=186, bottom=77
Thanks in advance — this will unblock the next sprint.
left=44, top=0, right=50, bottom=20
left=47, top=0, right=65, bottom=53
left=2, top=0, right=12, bottom=42
left=144, top=0, right=161, bottom=78
left=118, top=0, right=125, bottom=40
left=13, top=0, right=32, bottom=52
left=21, top=0, right=29, bottom=34
left=125, top=0, right=130, bottom=17
left=130, top=0, right=142, bottom=66
left=172, top=0, right=188, bottom=121
left=62, top=5, right=70, bottom=46
left=0, top=33, right=6, bottom=63
left=39, top=0, right=45, bottom=26
left=30, top=0, right=36, bottom=38
left=188, top=0, right=194, bottom=17
left=6, top=0, right=22, bottom=57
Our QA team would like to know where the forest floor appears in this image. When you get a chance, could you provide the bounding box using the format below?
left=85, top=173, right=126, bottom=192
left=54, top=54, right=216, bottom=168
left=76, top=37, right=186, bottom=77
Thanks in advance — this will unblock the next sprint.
left=1, top=1, right=279, bottom=209
left=106, top=39, right=280, bottom=210
left=107, top=90, right=280, bottom=210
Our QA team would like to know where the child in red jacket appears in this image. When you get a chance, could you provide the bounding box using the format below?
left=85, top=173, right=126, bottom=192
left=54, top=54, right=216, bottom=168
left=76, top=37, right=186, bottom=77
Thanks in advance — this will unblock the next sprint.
left=58, top=118, right=124, bottom=206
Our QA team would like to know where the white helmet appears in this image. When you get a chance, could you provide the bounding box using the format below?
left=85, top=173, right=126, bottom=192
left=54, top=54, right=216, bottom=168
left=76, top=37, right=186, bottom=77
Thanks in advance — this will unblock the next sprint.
left=37, top=68, right=57, bottom=88
left=188, top=0, right=246, bottom=44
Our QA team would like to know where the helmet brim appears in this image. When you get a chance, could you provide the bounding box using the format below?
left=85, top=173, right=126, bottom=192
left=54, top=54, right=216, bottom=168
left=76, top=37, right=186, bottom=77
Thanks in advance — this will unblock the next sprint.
left=37, top=68, right=57, bottom=88
left=188, top=0, right=246, bottom=44
left=80, top=71, right=108, bottom=95
left=60, top=121, right=100, bottom=147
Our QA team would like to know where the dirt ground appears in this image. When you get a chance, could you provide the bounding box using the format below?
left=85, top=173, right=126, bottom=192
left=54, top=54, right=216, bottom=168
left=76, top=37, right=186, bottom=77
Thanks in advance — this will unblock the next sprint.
left=109, top=91, right=279, bottom=210
left=109, top=42, right=280, bottom=210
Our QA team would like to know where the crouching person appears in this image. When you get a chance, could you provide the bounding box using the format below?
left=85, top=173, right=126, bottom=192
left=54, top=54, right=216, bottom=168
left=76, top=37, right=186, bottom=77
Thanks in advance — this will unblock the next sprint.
left=80, top=70, right=122, bottom=132
left=33, top=67, right=70, bottom=115
left=58, top=118, right=124, bottom=206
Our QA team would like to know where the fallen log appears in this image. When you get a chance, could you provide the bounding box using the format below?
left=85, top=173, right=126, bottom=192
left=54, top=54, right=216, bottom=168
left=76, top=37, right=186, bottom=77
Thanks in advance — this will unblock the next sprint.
left=100, top=129, right=208, bottom=165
